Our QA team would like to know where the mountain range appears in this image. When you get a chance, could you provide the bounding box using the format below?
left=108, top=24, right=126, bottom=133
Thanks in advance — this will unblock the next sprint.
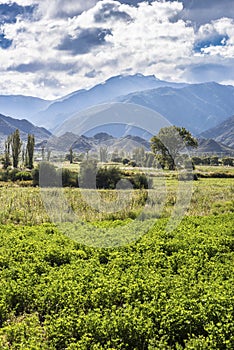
left=0, top=113, right=51, bottom=148
left=195, top=138, right=234, bottom=155
left=0, top=74, right=187, bottom=130
left=37, top=132, right=150, bottom=154
left=200, top=115, right=234, bottom=148
left=0, top=73, right=233, bottom=146
left=0, top=112, right=233, bottom=156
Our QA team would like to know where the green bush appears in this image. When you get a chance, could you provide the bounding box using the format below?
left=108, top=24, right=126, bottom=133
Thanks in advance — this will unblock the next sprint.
left=59, top=168, right=78, bottom=187
left=130, top=173, right=152, bottom=189
left=78, top=160, right=97, bottom=189
left=14, top=171, right=32, bottom=181
left=32, top=162, right=58, bottom=187
left=96, top=166, right=122, bottom=189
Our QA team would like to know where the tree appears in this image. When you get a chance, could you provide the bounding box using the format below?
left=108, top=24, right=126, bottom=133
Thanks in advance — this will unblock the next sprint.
left=192, top=156, right=202, bottom=166
left=79, top=159, right=97, bottom=188
left=3, top=136, right=11, bottom=169
left=69, top=147, right=73, bottom=164
left=150, top=126, right=198, bottom=170
left=99, top=146, right=108, bottom=163
left=132, top=147, right=145, bottom=166
left=41, top=145, right=45, bottom=161
left=26, top=134, right=35, bottom=169
left=10, top=129, right=22, bottom=168
left=96, top=166, right=121, bottom=189
left=222, top=157, right=233, bottom=166
left=210, top=156, right=219, bottom=166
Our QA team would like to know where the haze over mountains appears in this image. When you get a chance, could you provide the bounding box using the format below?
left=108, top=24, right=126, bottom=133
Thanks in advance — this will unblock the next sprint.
left=38, top=132, right=150, bottom=154
left=0, top=74, right=233, bottom=149
left=0, top=113, right=51, bottom=140
left=200, top=116, right=234, bottom=148
left=0, top=95, right=50, bottom=120
left=0, top=112, right=233, bottom=155
left=0, top=74, right=186, bottom=129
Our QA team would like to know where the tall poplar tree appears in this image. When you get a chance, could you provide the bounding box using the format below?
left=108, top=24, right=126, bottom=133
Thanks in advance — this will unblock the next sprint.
left=3, top=136, right=11, bottom=169
left=10, top=129, right=22, bottom=169
left=26, top=134, right=35, bottom=169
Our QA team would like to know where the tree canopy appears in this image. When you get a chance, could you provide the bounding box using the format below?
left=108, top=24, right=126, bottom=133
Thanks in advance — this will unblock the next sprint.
left=150, top=126, right=198, bottom=170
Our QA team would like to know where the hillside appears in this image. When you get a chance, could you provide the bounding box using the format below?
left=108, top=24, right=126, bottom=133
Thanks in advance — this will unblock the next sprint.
left=40, top=132, right=150, bottom=153
left=0, top=114, right=51, bottom=147
left=118, top=82, right=234, bottom=134
left=195, top=138, right=234, bottom=155
left=0, top=95, right=51, bottom=120
left=1, top=74, right=234, bottom=137
left=200, top=116, right=234, bottom=148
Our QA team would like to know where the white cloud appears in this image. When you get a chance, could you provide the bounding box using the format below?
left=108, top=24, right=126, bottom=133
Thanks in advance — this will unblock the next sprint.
left=196, top=18, right=234, bottom=57
left=0, top=0, right=233, bottom=98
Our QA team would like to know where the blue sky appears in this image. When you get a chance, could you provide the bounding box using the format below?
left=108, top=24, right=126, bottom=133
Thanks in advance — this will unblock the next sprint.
left=0, top=0, right=234, bottom=98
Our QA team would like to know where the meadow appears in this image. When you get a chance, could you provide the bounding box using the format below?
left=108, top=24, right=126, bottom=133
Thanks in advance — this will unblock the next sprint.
left=0, top=165, right=233, bottom=349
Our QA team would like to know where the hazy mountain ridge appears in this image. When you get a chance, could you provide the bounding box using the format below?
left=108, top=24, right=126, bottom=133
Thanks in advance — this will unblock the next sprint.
left=39, top=132, right=150, bottom=154
left=0, top=74, right=234, bottom=143
left=117, top=82, right=234, bottom=134
left=200, top=116, right=234, bottom=148
left=196, top=138, right=234, bottom=155
left=0, top=113, right=51, bottom=146
left=0, top=95, right=51, bottom=120
left=0, top=112, right=232, bottom=156
left=31, top=74, right=188, bottom=129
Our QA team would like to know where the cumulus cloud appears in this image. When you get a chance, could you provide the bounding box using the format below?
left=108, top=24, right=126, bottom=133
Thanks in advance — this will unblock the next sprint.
left=194, top=18, right=234, bottom=57
left=178, top=0, right=234, bottom=27
left=0, top=2, right=35, bottom=25
left=57, top=27, right=112, bottom=55
left=0, top=0, right=233, bottom=98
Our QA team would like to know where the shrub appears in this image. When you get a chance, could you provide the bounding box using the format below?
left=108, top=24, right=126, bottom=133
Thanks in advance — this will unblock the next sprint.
left=96, top=166, right=121, bottom=189
left=78, top=160, right=97, bottom=189
left=130, top=173, right=152, bottom=189
left=60, top=168, right=78, bottom=187
left=32, top=162, right=59, bottom=187
left=14, top=171, right=32, bottom=181
left=222, top=157, right=233, bottom=166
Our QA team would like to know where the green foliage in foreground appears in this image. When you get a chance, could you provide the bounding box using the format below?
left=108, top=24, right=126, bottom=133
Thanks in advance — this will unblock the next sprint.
left=0, top=214, right=234, bottom=349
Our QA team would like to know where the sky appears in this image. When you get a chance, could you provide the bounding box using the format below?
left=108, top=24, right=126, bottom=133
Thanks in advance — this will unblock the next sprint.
left=0, top=0, right=234, bottom=99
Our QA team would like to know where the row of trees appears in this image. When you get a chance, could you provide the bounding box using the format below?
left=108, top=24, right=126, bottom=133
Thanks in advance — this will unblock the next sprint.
left=32, top=161, right=151, bottom=189
left=192, top=155, right=233, bottom=166
left=4, top=125, right=231, bottom=173
left=3, top=129, right=35, bottom=169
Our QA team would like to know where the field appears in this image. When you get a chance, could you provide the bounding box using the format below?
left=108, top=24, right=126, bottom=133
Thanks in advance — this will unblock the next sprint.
left=0, top=166, right=233, bottom=349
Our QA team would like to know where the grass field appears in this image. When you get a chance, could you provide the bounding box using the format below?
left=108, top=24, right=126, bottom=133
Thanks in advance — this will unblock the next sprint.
left=0, top=165, right=233, bottom=349
left=0, top=177, right=233, bottom=225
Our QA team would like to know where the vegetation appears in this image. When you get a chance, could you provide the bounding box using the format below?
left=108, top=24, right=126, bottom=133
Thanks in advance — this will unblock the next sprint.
left=192, top=156, right=234, bottom=167
left=0, top=214, right=233, bottom=349
left=3, top=136, right=11, bottom=169
left=25, top=134, right=35, bottom=169
left=10, top=129, right=22, bottom=169
left=0, top=124, right=233, bottom=349
left=151, top=126, right=198, bottom=170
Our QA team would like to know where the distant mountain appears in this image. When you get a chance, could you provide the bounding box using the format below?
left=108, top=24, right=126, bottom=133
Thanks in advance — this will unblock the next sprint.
left=32, top=74, right=187, bottom=129
left=0, top=114, right=51, bottom=146
left=0, top=95, right=51, bottom=121
left=36, top=132, right=80, bottom=152
left=195, top=138, right=234, bottom=155
left=117, top=82, right=234, bottom=134
left=1, top=74, right=234, bottom=137
left=200, top=116, right=234, bottom=148
left=54, top=81, right=234, bottom=138
left=54, top=102, right=168, bottom=140
left=41, top=132, right=150, bottom=153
